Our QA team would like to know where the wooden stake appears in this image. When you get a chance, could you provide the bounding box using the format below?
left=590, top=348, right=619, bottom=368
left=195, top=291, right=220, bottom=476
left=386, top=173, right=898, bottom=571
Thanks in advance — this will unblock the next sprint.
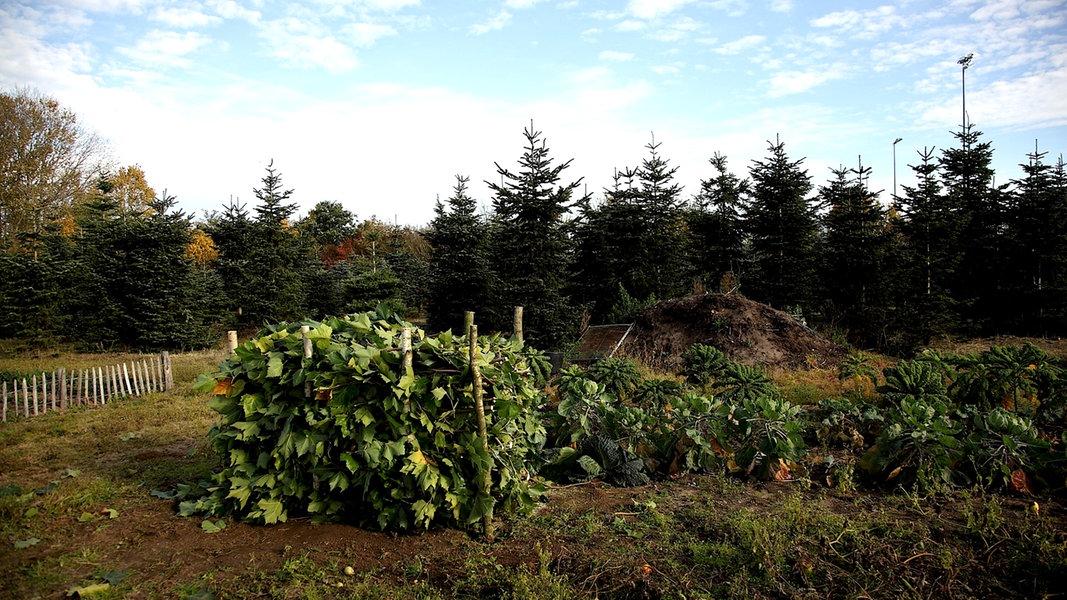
left=41, top=375, right=47, bottom=414
left=2, top=381, right=7, bottom=422
left=401, top=327, right=412, bottom=413
left=58, top=368, right=67, bottom=409
left=32, top=375, right=38, bottom=416
left=161, top=352, right=172, bottom=391
left=51, top=371, right=57, bottom=410
left=144, top=359, right=154, bottom=393
left=123, top=363, right=133, bottom=396
left=464, top=311, right=474, bottom=337
left=513, top=306, right=524, bottom=342
left=469, top=324, right=494, bottom=539
left=227, top=330, right=238, bottom=355
left=23, top=378, right=30, bottom=416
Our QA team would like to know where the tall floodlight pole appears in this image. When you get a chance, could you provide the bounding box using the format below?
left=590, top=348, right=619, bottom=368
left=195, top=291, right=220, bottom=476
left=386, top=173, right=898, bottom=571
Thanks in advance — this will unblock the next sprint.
left=958, top=53, right=974, bottom=133
left=893, top=137, right=902, bottom=199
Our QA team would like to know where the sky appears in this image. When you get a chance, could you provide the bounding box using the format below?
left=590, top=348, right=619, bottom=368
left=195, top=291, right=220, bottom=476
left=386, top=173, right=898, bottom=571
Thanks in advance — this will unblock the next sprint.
left=2, top=0, right=1066, bottom=226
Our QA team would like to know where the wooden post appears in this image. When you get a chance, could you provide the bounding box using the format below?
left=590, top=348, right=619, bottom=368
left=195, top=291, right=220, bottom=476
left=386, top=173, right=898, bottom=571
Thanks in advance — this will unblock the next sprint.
left=58, top=368, right=67, bottom=409
left=464, top=311, right=474, bottom=337
left=226, top=330, right=238, bottom=355
left=123, top=363, right=133, bottom=396
left=300, top=326, right=312, bottom=399
left=23, top=378, right=30, bottom=416
left=51, top=371, right=57, bottom=410
left=401, top=327, right=412, bottom=413
left=513, top=306, right=524, bottom=342
left=41, top=375, right=47, bottom=414
left=82, top=369, right=88, bottom=406
left=32, top=375, right=39, bottom=416
left=153, top=357, right=162, bottom=393
left=2, top=381, right=7, bottom=422
left=161, top=352, right=173, bottom=391
left=109, top=366, right=118, bottom=400
left=469, top=324, right=494, bottom=539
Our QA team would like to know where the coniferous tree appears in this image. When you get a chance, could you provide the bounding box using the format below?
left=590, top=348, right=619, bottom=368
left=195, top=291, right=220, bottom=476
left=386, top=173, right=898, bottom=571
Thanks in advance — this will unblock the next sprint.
left=687, top=152, right=748, bottom=293
left=633, top=138, right=689, bottom=301
left=744, top=137, right=819, bottom=312
left=818, top=163, right=888, bottom=344
left=893, top=147, right=959, bottom=345
left=1004, top=147, right=1067, bottom=333
left=940, top=125, right=1006, bottom=333
left=572, top=167, right=649, bottom=321
left=426, top=175, right=492, bottom=333
left=488, top=124, right=584, bottom=349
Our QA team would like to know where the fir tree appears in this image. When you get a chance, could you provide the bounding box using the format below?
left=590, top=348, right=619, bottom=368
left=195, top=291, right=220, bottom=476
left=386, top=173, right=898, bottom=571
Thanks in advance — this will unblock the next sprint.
left=744, top=137, right=819, bottom=312
left=939, top=125, right=1006, bottom=333
left=818, top=162, right=888, bottom=344
left=1004, top=147, right=1067, bottom=333
left=894, top=147, right=959, bottom=344
left=427, top=175, right=492, bottom=333
left=488, top=124, right=584, bottom=349
left=687, top=152, right=748, bottom=293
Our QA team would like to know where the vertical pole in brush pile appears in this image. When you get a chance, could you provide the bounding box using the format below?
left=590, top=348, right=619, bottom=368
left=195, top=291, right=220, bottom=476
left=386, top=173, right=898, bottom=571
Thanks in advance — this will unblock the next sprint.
left=469, top=323, right=494, bottom=540
left=464, top=311, right=474, bottom=337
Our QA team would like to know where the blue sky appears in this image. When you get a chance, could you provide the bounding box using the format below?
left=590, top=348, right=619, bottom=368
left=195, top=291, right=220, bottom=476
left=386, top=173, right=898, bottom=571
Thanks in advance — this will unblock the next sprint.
left=2, top=0, right=1066, bottom=226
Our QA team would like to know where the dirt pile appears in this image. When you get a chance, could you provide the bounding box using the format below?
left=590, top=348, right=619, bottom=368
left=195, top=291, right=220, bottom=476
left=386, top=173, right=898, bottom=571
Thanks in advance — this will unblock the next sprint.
left=624, top=294, right=845, bottom=370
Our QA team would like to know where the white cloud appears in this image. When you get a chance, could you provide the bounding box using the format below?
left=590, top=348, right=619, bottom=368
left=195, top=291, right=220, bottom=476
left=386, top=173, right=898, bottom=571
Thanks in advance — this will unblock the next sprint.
left=345, top=22, right=397, bottom=46
left=651, top=64, right=680, bottom=75
left=920, top=66, right=1067, bottom=130
left=615, top=19, right=646, bottom=32
left=116, top=30, right=212, bottom=68
left=210, top=0, right=261, bottom=24
left=707, top=0, right=748, bottom=17
left=770, top=0, right=793, bottom=13
left=261, top=19, right=359, bottom=72
left=504, top=0, right=545, bottom=8
left=768, top=68, right=845, bottom=97
left=151, top=6, right=223, bottom=28
left=469, top=10, right=511, bottom=35
left=646, top=15, right=702, bottom=42
left=810, top=5, right=902, bottom=39
left=714, top=34, right=765, bottom=55
left=599, top=50, right=636, bottom=61
left=358, top=0, right=421, bottom=10
left=626, top=0, right=697, bottom=20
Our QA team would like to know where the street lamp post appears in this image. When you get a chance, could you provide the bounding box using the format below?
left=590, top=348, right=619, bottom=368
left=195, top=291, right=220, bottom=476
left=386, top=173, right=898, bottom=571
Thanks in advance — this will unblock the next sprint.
left=893, top=137, right=902, bottom=200
left=958, top=53, right=974, bottom=133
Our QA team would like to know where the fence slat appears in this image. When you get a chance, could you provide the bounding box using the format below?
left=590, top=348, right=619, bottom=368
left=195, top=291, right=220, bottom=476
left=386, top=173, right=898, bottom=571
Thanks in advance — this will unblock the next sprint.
left=110, top=365, right=119, bottom=400
left=154, top=356, right=163, bottom=393
left=41, top=375, right=47, bottom=414
left=133, top=361, right=143, bottom=396
left=143, top=359, right=154, bottom=393
left=2, top=381, right=7, bottom=422
left=161, top=352, right=173, bottom=391
left=58, top=368, right=67, bottom=409
left=32, top=376, right=39, bottom=416
left=22, top=378, right=30, bottom=416
left=122, top=363, right=132, bottom=396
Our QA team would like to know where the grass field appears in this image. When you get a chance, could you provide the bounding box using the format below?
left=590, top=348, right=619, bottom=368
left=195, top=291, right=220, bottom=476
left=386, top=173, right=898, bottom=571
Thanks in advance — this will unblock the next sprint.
left=1, top=345, right=1065, bottom=599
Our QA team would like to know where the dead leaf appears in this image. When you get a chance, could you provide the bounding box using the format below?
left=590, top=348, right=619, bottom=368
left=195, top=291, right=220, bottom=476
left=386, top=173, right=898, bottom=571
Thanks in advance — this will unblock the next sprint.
left=1009, top=469, right=1033, bottom=495
left=211, top=378, right=233, bottom=396
left=886, top=466, right=903, bottom=481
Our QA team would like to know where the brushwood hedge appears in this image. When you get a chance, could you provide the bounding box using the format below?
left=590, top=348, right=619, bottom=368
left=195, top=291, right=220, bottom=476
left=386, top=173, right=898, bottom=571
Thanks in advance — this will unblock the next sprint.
left=184, top=307, right=548, bottom=530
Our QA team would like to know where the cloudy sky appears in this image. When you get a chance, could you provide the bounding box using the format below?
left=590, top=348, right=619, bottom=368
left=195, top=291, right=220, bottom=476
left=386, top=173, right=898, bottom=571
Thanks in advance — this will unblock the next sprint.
left=2, top=0, right=1066, bottom=225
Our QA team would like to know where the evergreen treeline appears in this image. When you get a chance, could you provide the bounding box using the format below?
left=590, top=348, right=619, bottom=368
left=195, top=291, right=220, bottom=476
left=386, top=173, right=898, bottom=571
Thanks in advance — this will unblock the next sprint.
left=3, top=89, right=1065, bottom=353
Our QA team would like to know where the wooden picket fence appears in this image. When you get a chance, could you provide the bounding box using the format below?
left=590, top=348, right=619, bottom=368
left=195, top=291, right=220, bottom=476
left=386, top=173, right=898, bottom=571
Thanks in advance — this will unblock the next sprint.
left=1, top=352, right=173, bottom=423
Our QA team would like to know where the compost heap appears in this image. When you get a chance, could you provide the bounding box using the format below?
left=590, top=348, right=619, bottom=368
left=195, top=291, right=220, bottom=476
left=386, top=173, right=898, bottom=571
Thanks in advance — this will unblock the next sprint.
left=625, top=294, right=845, bottom=370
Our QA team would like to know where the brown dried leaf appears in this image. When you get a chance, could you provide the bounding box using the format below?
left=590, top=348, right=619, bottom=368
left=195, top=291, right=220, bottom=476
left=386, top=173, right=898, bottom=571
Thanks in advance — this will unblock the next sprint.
left=211, top=378, right=232, bottom=396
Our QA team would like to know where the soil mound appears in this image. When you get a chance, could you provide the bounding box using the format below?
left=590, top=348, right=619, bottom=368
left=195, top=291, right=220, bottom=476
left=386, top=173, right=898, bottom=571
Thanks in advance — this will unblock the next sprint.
left=625, top=294, right=845, bottom=371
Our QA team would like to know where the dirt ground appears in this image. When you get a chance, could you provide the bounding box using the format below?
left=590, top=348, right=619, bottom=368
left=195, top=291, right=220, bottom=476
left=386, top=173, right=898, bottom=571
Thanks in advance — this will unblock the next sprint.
left=624, top=294, right=846, bottom=371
